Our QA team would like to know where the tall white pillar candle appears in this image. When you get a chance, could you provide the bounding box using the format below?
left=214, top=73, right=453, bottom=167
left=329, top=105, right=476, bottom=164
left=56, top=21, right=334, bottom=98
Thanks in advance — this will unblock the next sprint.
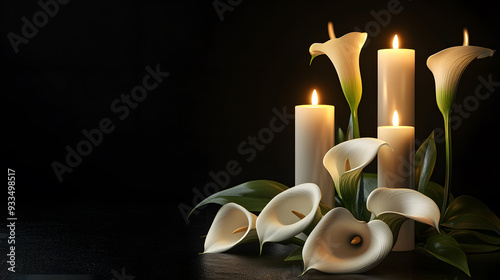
left=378, top=35, right=415, bottom=252
left=295, top=90, right=335, bottom=207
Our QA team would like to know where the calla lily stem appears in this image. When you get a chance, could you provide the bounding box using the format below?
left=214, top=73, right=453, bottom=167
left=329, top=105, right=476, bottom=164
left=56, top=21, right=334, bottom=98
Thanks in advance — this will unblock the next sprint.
left=442, top=114, right=452, bottom=217
left=351, top=109, right=360, bottom=139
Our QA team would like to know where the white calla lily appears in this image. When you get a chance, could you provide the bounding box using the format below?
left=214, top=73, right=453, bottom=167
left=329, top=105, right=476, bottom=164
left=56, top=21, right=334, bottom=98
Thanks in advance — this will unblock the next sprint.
left=256, top=183, right=322, bottom=249
left=367, top=187, right=441, bottom=230
left=309, top=23, right=367, bottom=138
left=427, top=45, right=494, bottom=116
left=427, top=32, right=494, bottom=215
left=323, top=138, right=389, bottom=199
left=204, top=203, right=258, bottom=253
left=302, top=207, right=393, bottom=274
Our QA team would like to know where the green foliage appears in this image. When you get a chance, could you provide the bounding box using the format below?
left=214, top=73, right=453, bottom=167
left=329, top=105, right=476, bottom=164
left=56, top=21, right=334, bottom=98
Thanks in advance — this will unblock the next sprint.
left=422, top=232, right=471, bottom=276
left=189, top=180, right=288, bottom=218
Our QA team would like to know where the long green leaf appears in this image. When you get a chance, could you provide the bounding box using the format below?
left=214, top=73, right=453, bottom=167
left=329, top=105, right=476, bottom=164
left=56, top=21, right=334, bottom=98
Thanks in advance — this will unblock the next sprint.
left=420, top=181, right=454, bottom=213
left=355, top=173, right=378, bottom=222
left=442, top=195, right=500, bottom=233
left=188, top=180, right=288, bottom=218
left=422, top=232, right=470, bottom=276
left=284, top=246, right=303, bottom=261
left=339, top=168, right=363, bottom=219
left=336, top=127, right=345, bottom=145
left=448, top=229, right=500, bottom=253
left=376, top=213, right=408, bottom=246
left=415, top=131, right=436, bottom=192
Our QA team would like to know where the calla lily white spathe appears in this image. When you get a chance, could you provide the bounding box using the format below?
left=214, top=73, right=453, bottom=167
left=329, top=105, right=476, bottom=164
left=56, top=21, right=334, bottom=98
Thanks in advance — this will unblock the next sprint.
left=427, top=44, right=494, bottom=116
left=309, top=29, right=367, bottom=112
left=427, top=36, right=494, bottom=215
left=302, top=188, right=442, bottom=274
left=367, top=187, right=441, bottom=231
left=323, top=138, right=389, bottom=199
left=309, top=23, right=367, bottom=138
left=204, top=203, right=258, bottom=253
left=256, top=183, right=322, bottom=249
left=302, top=207, right=393, bottom=274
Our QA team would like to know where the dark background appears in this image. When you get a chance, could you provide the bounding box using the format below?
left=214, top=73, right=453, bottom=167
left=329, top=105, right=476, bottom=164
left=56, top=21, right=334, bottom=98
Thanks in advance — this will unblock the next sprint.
left=2, top=0, right=500, bottom=279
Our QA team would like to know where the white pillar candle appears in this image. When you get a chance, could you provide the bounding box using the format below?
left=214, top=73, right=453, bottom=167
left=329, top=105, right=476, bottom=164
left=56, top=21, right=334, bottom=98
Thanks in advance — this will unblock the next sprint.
left=378, top=111, right=415, bottom=251
left=378, top=35, right=415, bottom=127
left=378, top=35, right=415, bottom=252
left=295, top=90, right=335, bottom=207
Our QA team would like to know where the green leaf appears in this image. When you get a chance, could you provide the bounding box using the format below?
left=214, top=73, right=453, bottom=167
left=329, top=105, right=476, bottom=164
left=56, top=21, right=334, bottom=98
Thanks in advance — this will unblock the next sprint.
left=284, top=246, right=303, bottom=261
left=188, top=180, right=288, bottom=218
left=334, top=194, right=344, bottom=208
left=422, top=232, right=470, bottom=276
left=448, top=229, right=500, bottom=253
left=376, top=212, right=408, bottom=246
left=355, top=173, right=378, bottom=222
left=449, top=229, right=500, bottom=245
left=339, top=168, right=363, bottom=219
left=442, top=195, right=500, bottom=233
left=336, top=127, right=345, bottom=144
left=420, top=181, right=454, bottom=213
left=414, top=131, right=437, bottom=191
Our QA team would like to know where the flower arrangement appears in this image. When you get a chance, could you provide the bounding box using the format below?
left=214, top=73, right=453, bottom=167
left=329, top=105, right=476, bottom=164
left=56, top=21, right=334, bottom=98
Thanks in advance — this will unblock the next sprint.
left=190, top=23, right=498, bottom=277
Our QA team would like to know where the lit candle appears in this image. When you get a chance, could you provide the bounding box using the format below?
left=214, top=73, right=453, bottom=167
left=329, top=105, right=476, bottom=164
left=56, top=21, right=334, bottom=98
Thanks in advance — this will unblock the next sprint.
left=378, top=35, right=415, bottom=126
left=377, top=110, right=415, bottom=251
left=295, top=90, right=335, bottom=207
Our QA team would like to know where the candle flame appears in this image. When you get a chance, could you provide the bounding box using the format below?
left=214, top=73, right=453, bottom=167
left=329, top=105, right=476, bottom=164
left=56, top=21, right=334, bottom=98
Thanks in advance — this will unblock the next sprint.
left=393, top=35, right=399, bottom=49
left=312, top=89, right=318, bottom=105
left=463, top=28, right=469, bottom=46
left=328, top=22, right=336, bottom=39
left=393, top=110, right=399, bottom=126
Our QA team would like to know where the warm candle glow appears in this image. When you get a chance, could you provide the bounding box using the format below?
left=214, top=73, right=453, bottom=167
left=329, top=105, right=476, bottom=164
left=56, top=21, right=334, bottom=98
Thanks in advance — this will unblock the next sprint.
left=392, top=110, right=399, bottom=126
left=393, top=35, right=399, bottom=49
left=312, top=90, right=318, bottom=105
left=463, top=28, right=469, bottom=46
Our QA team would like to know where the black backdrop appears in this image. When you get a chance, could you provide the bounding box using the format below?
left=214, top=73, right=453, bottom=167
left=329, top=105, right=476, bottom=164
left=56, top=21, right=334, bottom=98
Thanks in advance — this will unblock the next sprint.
left=2, top=0, right=500, bottom=278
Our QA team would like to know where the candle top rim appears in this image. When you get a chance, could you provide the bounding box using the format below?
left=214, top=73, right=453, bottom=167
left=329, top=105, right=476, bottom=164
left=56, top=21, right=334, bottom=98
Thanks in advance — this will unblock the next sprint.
left=378, top=48, right=415, bottom=52
left=378, top=125, right=415, bottom=128
left=296, top=104, right=335, bottom=108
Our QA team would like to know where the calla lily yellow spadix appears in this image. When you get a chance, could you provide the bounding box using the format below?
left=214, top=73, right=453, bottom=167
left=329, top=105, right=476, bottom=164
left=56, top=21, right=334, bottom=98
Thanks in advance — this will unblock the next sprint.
left=256, top=183, right=322, bottom=250
left=309, top=23, right=367, bottom=138
left=302, top=207, right=393, bottom=274
left=204, top=203, right=258, bottom=253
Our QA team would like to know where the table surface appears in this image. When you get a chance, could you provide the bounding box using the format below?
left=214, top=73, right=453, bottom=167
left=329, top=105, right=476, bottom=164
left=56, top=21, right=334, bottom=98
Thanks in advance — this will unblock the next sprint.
left=3, top=202, right=499, bottom=280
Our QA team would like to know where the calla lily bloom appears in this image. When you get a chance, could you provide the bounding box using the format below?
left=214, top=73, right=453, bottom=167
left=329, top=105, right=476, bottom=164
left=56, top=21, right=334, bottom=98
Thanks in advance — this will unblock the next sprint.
left=427, top=29, right=494, bottom=214
left=309, top=23, right=367, bottom=138
left=302, top=207, right=393, bottom=274
left=367, top=187, right=441, bottom=231
left=204, top=203, right=258, bottom=253
left=256, top=183, right=322, bottom=249
left=302, top=189, right=442, bottom=275
left=427, top=43, right=494, bottom=117
left=323, top=138, right=389, bottom=199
